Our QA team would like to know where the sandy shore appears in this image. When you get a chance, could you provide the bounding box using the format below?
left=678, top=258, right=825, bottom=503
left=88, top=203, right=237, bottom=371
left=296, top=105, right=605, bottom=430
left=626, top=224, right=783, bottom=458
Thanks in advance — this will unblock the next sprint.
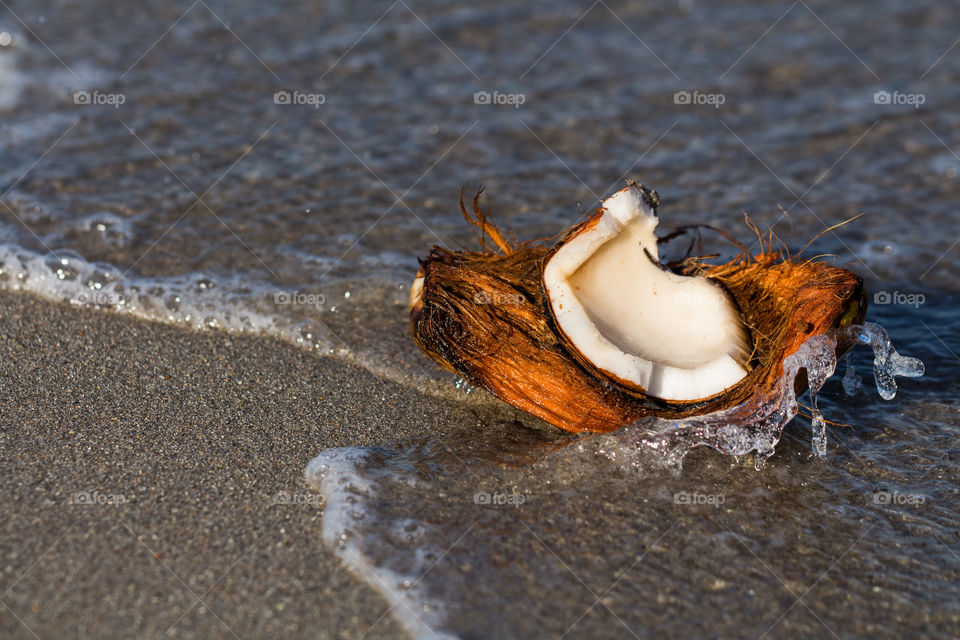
left=0, top=290, right=485, bottom=639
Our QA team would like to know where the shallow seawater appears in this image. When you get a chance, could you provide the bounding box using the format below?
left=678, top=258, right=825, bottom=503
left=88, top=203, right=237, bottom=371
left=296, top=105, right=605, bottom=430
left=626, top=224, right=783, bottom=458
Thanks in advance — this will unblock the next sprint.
left=305, top=312, right=944, bottom=639
left=1, top=0, right=959, bottom=637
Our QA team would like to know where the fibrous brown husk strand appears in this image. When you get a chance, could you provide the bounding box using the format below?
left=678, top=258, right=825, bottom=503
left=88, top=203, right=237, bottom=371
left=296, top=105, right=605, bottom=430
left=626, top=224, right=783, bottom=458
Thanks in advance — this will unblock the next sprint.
left=410, top=190, right=866, bottom=434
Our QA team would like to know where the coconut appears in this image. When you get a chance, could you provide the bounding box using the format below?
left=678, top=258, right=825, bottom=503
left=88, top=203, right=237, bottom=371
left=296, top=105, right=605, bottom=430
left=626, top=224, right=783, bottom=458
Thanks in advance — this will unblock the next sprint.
left=409, top=183, right=866, bottom=433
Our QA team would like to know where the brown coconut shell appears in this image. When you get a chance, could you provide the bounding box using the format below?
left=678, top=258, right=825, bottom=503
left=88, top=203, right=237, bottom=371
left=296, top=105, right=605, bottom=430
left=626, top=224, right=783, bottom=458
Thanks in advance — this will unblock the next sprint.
left=410, top=191, right=866, bottom=434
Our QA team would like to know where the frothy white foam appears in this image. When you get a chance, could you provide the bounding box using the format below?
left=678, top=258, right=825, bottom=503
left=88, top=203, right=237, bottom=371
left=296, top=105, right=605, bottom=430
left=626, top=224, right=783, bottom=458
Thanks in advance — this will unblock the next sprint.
left=305, top=448, right=456, bottom=640
left=0, top=242, right=347, bottom=353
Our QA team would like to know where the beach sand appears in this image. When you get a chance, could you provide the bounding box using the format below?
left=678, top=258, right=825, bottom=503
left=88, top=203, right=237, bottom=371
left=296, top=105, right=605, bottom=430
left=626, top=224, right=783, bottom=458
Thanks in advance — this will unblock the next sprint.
left=0, top=289, right=486, bottom=639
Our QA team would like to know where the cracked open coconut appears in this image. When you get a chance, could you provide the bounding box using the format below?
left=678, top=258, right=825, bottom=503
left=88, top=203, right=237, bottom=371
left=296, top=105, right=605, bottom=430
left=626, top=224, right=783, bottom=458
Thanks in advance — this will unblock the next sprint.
left=410, top=181, right=869, bottom=433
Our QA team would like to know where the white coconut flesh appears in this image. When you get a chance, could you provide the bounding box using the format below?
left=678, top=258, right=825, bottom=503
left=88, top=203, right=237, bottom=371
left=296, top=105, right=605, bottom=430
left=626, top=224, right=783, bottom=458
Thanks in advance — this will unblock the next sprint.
left=543, top=185, right=750, bottom=401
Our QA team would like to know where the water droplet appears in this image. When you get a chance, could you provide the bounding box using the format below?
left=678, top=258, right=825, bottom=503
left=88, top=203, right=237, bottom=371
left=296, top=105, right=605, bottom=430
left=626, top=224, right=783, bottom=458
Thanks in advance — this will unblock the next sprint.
left=842, top=322, right=925, bottom=400
left=810, top=413, right=827, bottom=457
left=841, top=355, right=862, bottom=396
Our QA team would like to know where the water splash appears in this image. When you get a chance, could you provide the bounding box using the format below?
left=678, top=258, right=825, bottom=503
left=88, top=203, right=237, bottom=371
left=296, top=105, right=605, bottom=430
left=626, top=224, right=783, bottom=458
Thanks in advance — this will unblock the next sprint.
left=605, top=323, right=924, bottom=468
left=841, top=321, right=925, bottom=400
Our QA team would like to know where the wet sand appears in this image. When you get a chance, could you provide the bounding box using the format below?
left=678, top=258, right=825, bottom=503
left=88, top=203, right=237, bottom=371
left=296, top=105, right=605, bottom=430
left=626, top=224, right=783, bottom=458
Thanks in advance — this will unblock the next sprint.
left=0, top=289, right=489, bottom=639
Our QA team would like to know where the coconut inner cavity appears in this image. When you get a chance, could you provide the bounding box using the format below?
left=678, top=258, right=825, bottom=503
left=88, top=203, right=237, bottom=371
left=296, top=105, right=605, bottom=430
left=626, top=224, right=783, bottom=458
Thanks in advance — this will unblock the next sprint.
left=544, top=185, right=751, bottom=401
